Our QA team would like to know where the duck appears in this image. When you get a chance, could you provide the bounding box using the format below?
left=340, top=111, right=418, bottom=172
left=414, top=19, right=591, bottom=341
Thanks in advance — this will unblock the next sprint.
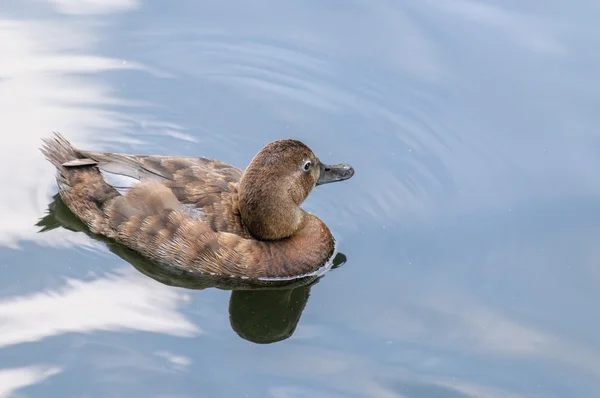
left=41, top=133, right=354, bottom=280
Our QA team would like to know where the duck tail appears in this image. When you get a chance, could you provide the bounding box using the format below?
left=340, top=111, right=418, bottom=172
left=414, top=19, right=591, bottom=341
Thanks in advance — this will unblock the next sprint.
left=40, top=132, right=96, bottom=190
left=41, top=132, right=78, bottom=186
left=40, top=132, right=120, bottom=235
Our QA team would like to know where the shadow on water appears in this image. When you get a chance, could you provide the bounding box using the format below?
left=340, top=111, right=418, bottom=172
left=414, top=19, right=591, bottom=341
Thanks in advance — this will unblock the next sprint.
left=36, top=193, right=347, bottom=344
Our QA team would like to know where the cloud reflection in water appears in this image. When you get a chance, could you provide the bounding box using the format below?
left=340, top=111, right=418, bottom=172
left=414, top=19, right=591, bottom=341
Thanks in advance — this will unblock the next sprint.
left=0, top=8, right=174, bottom=249
left=0, top=366, right=61, bottom=398
left=0, top=266, right=199, bottom=348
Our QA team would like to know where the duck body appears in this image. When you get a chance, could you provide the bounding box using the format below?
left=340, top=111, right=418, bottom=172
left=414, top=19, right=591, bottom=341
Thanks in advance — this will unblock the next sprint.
left=41, top=133, right=354, bottom=280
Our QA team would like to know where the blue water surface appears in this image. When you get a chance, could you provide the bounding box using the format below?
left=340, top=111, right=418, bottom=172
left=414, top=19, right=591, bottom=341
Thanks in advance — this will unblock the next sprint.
left=1, top=1, right=599, bottom=397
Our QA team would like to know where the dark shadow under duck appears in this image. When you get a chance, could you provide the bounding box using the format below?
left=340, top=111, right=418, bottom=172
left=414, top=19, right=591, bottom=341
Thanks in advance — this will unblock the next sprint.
left=40, top=133, right=354, bottom=280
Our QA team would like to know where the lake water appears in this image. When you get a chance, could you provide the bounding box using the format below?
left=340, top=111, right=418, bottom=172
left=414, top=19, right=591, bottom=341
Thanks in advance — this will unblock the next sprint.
left=1, top=1, right=600, bottom=397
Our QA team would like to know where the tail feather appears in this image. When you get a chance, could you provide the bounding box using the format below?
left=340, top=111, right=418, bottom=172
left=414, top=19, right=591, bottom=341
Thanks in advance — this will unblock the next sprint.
left=41, top=132, right=120, bottom=235
left=40, top=132, right=95, bottom=189
left=40, top=132, right=77, bottom=170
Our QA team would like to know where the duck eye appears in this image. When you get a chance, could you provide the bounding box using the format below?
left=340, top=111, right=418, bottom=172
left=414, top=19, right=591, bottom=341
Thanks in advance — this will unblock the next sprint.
left=303, top=161, right=312, bottom=171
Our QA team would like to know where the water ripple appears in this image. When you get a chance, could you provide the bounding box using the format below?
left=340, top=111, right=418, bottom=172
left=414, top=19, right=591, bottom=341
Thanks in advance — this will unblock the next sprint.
left=128, top=32, right=468, bottom=227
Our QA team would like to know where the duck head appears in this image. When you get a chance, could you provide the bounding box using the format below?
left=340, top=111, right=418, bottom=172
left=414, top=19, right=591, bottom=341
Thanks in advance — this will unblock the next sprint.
left=238, top=139, right=354, bottom=241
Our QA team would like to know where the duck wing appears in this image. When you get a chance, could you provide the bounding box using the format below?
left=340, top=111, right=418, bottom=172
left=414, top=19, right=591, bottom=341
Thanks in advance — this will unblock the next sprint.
left=68, top=150, right=247, bottom=236
left=72, top=150, right=240, bottom=197
left=73, top=150, right=242, bottom=186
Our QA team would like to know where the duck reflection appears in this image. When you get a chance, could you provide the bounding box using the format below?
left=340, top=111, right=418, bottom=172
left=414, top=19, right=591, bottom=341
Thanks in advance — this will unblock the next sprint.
left=37, top=194, right=346, bottom=344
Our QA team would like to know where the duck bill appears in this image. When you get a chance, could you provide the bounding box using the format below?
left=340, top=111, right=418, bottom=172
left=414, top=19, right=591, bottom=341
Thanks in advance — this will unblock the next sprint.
left=316, top=162, right=355, bottom=186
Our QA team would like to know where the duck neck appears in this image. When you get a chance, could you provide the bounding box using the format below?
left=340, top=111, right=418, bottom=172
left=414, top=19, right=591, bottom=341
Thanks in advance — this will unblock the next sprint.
left=237, top=177, right=305, bottom=241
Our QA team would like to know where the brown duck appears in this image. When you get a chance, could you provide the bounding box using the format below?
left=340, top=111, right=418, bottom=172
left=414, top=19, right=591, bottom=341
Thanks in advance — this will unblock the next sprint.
left=41, top=133, right=354, bottom=280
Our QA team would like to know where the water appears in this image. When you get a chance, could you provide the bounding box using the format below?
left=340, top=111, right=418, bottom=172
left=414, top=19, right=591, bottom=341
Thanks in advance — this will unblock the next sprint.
left=1, top=1, right=599, bottom=397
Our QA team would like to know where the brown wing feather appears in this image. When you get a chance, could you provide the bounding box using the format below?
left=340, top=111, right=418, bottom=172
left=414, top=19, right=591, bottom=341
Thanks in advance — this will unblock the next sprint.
left=79, top=150, right=242, bottom=186
left=77, top=150, right=248, bottom=236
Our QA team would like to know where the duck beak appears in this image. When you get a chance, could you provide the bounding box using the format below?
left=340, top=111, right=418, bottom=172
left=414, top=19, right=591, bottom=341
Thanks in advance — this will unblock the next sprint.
left=316, top=162, right=355, bottom=186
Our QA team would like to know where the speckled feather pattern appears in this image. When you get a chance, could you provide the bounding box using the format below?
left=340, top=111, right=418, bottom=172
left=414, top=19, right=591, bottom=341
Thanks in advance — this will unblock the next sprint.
left=76, top=149, right=250, bottom=237
left=41, top=133, right=335, bottom=279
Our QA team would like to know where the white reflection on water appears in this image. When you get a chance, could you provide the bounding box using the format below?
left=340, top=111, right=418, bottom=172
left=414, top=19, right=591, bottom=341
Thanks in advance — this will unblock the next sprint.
left=0, top=366, right=61, bottom=398
left=50, top=0, right=139, bottom=15
left=0, top=18, right=134, bottom=249
left=154, top=351, right=192, bottom=369
left=0, top=3, right=176, bottom=249
left=0, top=266, right=199, bottom=348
